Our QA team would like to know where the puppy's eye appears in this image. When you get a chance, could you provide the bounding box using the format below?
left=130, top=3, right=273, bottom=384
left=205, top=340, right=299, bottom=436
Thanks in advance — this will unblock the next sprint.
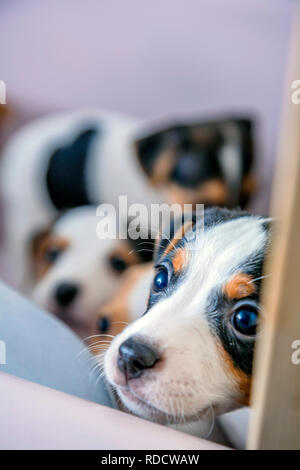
left=97, top=316, right=111, bottom=333
left=153, top=267, right=168, bottom=291
left=109, top=255, right=128, bottom=274
left=232, top=305, right=258, bottom=336
left=44, top=247, right=62, bottom=263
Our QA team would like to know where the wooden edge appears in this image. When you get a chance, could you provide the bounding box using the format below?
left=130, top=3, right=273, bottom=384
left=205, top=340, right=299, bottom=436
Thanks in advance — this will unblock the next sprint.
left=247, top=4, right=300, bottom=450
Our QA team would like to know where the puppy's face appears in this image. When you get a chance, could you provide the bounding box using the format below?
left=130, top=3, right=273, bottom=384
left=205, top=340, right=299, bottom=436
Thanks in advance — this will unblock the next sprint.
left=135, top=118, right=255, bottom=209
left=30, top=208, right=152, bottom=336
left=104, top=208, right=270, bottom=424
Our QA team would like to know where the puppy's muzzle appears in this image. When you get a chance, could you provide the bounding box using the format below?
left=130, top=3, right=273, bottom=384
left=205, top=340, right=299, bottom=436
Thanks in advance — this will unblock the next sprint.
left=117, top=337, right=159, bottom=380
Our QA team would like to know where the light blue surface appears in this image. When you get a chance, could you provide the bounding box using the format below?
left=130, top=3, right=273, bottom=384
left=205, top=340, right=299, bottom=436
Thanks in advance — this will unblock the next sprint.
left=0, top=281, right=115, bottom=408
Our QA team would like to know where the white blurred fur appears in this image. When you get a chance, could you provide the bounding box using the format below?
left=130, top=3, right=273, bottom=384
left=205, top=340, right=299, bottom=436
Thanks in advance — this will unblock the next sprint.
left=0, top=109, right=163, bottom=289
left=31, top=206, right=123, bottom=336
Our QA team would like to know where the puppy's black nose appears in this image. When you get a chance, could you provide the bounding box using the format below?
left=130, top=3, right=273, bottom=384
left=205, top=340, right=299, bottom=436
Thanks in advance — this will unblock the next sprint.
left=118, top=337, right=159, bottom=380
left=55, top=283, right=79, bottom=307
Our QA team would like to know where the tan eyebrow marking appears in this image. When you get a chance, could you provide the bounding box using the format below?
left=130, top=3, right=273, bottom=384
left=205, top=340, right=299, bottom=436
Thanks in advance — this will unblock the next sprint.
left=172, top=248, right=186, bottom=273
left=163, top=221, right=193, bottom=256
left=223, top=273, right=256, bottom=300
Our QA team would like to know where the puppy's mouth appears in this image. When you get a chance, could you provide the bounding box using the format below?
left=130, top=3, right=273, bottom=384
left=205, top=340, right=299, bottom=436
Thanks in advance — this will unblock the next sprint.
left=112, top=381, right=213, bottom=425
left=116, top=384, right=179, bottom=424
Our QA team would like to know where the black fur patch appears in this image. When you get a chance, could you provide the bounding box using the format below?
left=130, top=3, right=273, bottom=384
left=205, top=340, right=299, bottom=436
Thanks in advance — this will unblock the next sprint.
left=200, top=209, right=269, bottom=376
left=46, top=128, right=98, bottom=210
left=127, top=235, right=155, bottom=263
left=208, top=268, right=262, bottom=377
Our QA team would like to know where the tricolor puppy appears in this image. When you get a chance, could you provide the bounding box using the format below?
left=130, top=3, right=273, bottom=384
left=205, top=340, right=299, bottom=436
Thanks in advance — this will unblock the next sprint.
left=92, top=260, right=233, bottom=443
left=29, top=206, right=153, bottom=337
left=0, top=109, right=254, bottom=287
left=104, top=208, right=271, bottom=424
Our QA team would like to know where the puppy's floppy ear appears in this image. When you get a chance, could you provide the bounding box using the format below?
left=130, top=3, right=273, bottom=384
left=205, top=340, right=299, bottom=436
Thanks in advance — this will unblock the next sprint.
left=30, top=228, right=51, bottom=259
left=29, top=227, right=52, bottom=279
left=29, top=211, right=66, bottom=258
left=134, top=125, right=182, bottom=182
left=0, top=104, right=10, bottom=120
left=0, top=103, right=13, bottom=141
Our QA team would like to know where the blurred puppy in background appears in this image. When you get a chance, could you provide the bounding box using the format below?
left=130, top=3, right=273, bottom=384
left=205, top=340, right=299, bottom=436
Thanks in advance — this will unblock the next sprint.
left=136, top=117, right=255, bottom=209
left=0, top=109, right=255, bottom=288
left=0, top=110, right=145, bottom=288
left=29, top=206, right=154, bottom=337
left=90, top=263, right=153, bottom=350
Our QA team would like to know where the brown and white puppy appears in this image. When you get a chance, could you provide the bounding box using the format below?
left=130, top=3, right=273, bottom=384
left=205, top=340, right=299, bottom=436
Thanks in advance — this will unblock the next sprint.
left=104, top=207, right=271, bottom=424
left=29, top=206, right=154, bottom=337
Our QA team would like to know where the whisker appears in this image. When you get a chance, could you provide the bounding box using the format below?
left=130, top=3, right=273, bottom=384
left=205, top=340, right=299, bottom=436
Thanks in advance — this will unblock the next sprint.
left=134, top=241, right=157, bottom=247
left=88, top=347, right=111, bottom=352
left=128, top=248, right=154, bottom=255
left=83, top=333, right=115, bottom=342
left=249, top=273, right=272, bottom=284
left=88, top=340, right=112, bottom=345
left=127, top=226, right=179, bottom=254
left=76, top=344, right=109, bottom=359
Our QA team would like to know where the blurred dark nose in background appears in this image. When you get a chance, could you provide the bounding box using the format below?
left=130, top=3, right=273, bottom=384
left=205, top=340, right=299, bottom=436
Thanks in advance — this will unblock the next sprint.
left=54, top=282, right=80, bottom=308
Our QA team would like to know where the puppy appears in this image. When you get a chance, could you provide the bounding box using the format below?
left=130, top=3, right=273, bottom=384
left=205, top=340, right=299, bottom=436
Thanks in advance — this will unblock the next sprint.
left=104, top=207, right=271, bottom=424
left=29, top=206, right=153, bottom=337
left=91, top=260, right=235, bottom=443
left=0, top=110, right=254, bottom=287
left=0, top=110, right=154, bottom=287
